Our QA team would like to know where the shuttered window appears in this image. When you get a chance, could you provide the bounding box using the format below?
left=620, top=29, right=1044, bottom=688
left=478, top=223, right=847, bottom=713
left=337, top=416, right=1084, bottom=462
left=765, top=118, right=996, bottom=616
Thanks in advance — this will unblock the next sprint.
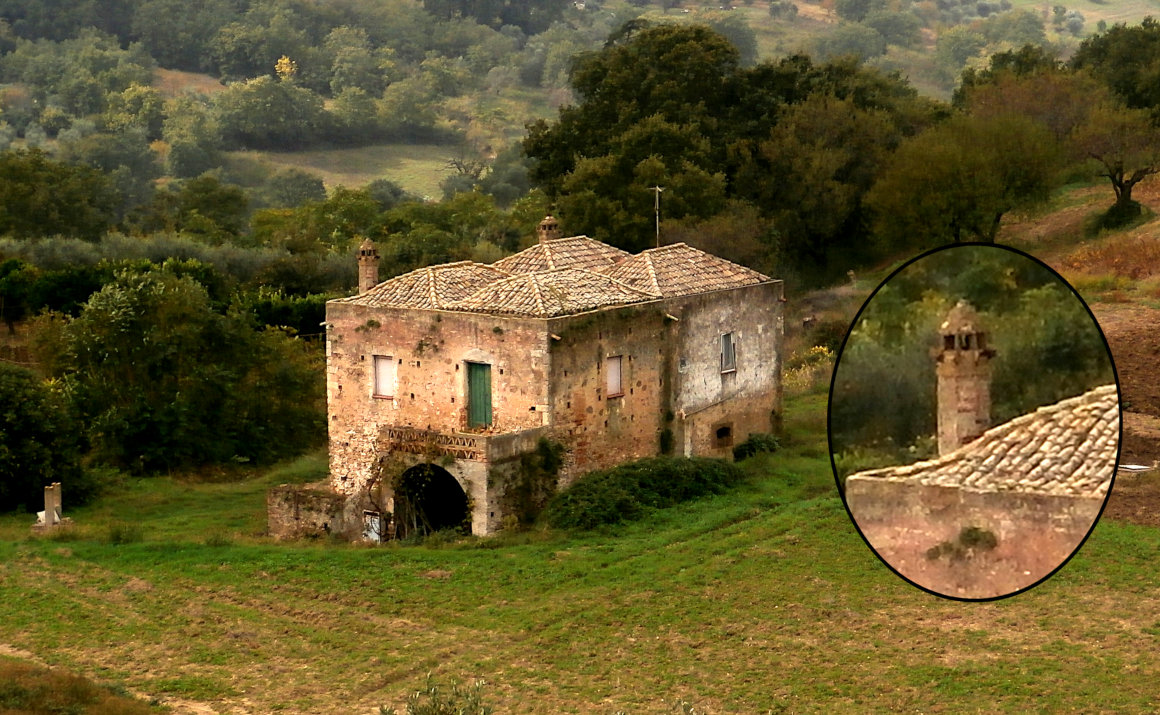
left=373, top=355, right=396, bottom=398
left=467, top=362, right=493, bottom=428
left=606, top=355, right=623, bottom=397
left=721, top=333, right=736, bottom=372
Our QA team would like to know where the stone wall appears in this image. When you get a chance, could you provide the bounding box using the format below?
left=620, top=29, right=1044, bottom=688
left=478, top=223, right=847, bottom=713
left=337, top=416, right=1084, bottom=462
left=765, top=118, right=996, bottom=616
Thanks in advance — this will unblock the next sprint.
left=267, top=482, right=350, bottom=540
left=845, top=476, right=1104, bottom=596
left=325, top=302, right=550, bottom=495
left=546, top=304, right=671, bottom=481
left=668, top=282, right=784, bottom=458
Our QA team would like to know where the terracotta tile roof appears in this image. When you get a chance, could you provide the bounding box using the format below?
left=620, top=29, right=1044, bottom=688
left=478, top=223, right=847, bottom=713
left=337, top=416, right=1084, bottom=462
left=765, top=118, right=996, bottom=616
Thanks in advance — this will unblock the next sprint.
left=492, top=236, right=631, bottom=274
left=600, top=243, right=772, bottom=297
left=447, top=268, right=659, bottom=318
left=847, top=384, right=1119, bottom=498
left=337, top=262, right=509, bottom=309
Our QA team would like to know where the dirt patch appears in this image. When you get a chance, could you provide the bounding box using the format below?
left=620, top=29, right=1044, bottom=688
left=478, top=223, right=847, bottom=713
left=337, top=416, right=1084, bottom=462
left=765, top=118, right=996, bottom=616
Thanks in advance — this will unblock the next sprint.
left=1086, top=303, right=1160, bottom=527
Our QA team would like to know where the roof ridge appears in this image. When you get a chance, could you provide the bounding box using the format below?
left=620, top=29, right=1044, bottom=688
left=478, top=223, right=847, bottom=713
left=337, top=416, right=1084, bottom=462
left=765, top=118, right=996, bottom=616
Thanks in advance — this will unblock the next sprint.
left=425, top=266, right=439, bottom=307
left=529, top=273, right=547, bottom=314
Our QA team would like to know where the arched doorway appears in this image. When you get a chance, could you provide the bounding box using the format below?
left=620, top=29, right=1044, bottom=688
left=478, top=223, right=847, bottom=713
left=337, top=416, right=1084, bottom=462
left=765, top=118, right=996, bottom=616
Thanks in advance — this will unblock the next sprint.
left=392, top=463, right=470, bottom=539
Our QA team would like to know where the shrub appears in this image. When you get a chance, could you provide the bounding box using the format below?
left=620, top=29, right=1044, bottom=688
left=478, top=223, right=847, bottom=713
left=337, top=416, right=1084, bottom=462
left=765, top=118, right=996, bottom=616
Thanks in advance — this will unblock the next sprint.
left=542, top=457, right=747, bottom=530
left=733, top=433, right=780, bottom=461
left=381, top=675, right=494, bottom=715
left=0, top=363, right=89, bottom=512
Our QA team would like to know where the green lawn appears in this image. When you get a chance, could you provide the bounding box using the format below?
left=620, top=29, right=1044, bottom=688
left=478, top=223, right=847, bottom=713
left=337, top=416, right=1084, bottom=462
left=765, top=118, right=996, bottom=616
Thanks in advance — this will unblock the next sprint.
left=1, top=389, right=1158, bottom=713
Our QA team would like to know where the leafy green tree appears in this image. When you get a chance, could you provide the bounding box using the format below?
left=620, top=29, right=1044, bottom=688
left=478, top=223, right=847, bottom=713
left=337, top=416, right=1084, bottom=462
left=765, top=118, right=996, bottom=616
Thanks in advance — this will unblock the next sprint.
left=162, top=96, right=223, bottom=178
left=101, top=83, right=165, bottom=140
left=1072, top=17, right=1160, bottom=114
left=740, top=94, right=899, bottom=280
left=524, top=22, right=741, bottom=196
left=868, top=113, right=1062, bottom=247
left=213, top=75, right=328, bottom=150
left=0, top=257, right=35, bottom=332
left=0, top=362, right=86, bottom=512
left=263, top=169, right=327, bottom=208
left=814, top=22, right=887, bottom=62
left=702, top=11, right=759, bottom=66
left=57, top=127, right=160, bottom=219
left=1072, top=103, right=1160, bottom=223
left=55, top=268, right=323, bottom=472
left=130, top=0, right=240, bottom=72
left=864, top=10, right=921, bottom=48
left=0, top=149, right=118, bottom=240
left=935, top=26, right=986, bottom=80
left=175, top=175, right=250, bottom=240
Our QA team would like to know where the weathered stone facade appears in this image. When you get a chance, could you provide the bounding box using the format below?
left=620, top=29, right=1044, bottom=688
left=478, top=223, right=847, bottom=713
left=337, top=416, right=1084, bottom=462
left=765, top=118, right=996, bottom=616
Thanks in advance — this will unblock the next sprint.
left=846, top=384, right=1119, bottom=598
left=272, top=221, right=784, bottom=539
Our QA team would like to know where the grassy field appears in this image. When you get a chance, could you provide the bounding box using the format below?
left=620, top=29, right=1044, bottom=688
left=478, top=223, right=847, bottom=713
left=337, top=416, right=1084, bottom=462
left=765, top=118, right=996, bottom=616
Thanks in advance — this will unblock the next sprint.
left=225, top=143, right=457, bottom=199
left=2, top=382, right=1159, bottom=714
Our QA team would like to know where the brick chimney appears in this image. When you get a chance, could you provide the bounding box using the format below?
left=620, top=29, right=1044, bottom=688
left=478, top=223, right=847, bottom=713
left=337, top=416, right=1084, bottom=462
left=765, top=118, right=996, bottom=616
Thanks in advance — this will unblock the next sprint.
left=935, top=300, right=995, bottom=456
left=537, top=215, right=560, bottom=244
left=357, top=237, right=379, bottom=293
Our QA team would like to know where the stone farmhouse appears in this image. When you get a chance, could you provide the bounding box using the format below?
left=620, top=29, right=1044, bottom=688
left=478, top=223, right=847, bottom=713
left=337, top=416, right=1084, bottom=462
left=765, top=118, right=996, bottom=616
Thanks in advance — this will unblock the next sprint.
left=269, top=217, right=784, bottom=540
left=844, top=302, right=1119, bottom=598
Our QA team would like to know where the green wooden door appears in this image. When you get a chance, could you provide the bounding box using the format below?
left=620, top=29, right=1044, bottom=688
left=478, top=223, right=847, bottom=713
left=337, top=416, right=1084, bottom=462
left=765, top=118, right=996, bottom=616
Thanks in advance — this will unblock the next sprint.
left=467, top=362, right=492, bottom=428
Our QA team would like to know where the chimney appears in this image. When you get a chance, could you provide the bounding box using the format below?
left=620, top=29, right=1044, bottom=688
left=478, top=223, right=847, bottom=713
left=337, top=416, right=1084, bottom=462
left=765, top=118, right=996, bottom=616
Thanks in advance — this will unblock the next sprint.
left=934, top=300, right=995, bottom=456
left=357, top=237, right=379, bottom=293
left=537, top=215, right=560, bottom=244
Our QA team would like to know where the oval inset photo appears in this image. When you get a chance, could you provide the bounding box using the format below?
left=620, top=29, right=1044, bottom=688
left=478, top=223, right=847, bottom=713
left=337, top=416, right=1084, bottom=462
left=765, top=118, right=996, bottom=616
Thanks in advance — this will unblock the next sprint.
left=829, top=243, right=1121, bottom=600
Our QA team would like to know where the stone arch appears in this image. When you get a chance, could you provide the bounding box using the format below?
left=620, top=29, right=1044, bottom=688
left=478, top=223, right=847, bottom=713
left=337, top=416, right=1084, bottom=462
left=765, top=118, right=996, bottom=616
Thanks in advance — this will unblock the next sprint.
left=392, top=463, right=470, bottom=539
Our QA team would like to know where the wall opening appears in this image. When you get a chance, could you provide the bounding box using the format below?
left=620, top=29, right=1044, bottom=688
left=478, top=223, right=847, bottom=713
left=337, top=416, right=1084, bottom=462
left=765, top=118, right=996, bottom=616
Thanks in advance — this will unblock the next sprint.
left=393, top=463, right=470, bottom=540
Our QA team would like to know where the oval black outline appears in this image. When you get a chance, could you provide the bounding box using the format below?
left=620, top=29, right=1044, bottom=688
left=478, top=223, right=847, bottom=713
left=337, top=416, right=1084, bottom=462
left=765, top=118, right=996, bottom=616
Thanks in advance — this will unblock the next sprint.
left=826, top=241, right=1124, bottom=602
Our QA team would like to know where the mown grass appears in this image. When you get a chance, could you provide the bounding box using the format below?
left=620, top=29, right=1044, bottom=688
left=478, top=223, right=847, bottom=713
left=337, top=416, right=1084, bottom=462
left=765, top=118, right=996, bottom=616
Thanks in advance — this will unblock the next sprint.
left=1, top=389, right=1158, bottom=713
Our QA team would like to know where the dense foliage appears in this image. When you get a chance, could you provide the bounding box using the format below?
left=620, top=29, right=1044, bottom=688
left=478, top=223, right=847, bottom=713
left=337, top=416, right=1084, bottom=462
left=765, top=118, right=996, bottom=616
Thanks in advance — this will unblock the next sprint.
left=0, top=362, right=91, bottom=512
left=543, top=456, right=747, bottom=530
left=44, top=268, right=324, bottom=473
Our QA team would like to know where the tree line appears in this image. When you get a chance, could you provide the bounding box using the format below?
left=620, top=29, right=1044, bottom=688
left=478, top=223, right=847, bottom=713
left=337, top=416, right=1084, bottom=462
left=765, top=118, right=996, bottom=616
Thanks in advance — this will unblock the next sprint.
left=523, top=19, right=1160, bottom=285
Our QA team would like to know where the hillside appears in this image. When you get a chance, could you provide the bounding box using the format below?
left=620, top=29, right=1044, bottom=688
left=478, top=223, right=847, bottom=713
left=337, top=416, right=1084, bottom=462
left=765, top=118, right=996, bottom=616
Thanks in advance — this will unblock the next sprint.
left=1, top=185, right=1160, bottom=712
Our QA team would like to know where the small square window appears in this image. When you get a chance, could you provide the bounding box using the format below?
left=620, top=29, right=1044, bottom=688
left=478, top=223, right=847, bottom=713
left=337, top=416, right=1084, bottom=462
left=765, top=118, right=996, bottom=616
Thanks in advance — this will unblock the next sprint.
left=606, top=355, right=623, bottom=397
left=373, top=355, right=396, bottom=398
left=721, top=333, right=736, bottom=373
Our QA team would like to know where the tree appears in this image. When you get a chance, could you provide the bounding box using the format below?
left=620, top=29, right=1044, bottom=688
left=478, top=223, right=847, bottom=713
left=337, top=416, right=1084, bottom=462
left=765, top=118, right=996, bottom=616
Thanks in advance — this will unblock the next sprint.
left=213, top=75, right=328, bottom=150
left=55, top=268, right=324, bottom=472
left=868, top=113, right=1062, bottom=248
left=263, top=169, right=327, bottom=208
left=1072, top=103, right=1160, bottom=223
left=0, top=149, right=118, bottom=240
left=162, top=96, right=223, bottom=178
left=130, top=0, right=240, bottom=72
left=0, top=363, right=85, bottom=512
left=524, top=22, right=740, bottom=196
left=739, top=94, right=900, bottom=280
left=1071, top=18, right=1160, bottom=112
left=814, top=22, right=887, bottom=62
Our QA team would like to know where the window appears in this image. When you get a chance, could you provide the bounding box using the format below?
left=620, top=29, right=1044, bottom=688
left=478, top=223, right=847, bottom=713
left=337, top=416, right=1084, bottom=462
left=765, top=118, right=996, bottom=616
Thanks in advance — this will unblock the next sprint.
left=715, top=425, right=733, bottom=448
left=467, top=361, right=493, bottom=428
left=606, top=355, right=623, bottom=397
left=373, top=355, right=396, bottom=398
left=720, top=332, right=736, bottom=372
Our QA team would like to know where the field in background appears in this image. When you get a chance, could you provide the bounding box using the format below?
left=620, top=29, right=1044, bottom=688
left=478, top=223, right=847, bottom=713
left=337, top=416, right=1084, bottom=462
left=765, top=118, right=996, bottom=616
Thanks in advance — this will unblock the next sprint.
left=225, top=144, right=457, bottom=198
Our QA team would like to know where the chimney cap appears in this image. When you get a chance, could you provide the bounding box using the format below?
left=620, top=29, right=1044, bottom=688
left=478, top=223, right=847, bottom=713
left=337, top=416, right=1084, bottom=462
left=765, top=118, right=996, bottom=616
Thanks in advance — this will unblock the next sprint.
left=940, top=299, right=982, bottom=335
left=538, top=215, right=560, bottom=243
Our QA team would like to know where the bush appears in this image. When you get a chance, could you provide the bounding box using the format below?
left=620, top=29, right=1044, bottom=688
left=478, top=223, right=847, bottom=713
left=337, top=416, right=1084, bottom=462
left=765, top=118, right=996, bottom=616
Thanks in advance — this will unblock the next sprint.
left=381, top=675, right=493, bottom=715
left=733, top=433, right=780, bottom=461
left=0, top=363, right=88, bottom=512
left=542, top=457, right=747, bottom=530
left=52, top=268, right=325, bottom=473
